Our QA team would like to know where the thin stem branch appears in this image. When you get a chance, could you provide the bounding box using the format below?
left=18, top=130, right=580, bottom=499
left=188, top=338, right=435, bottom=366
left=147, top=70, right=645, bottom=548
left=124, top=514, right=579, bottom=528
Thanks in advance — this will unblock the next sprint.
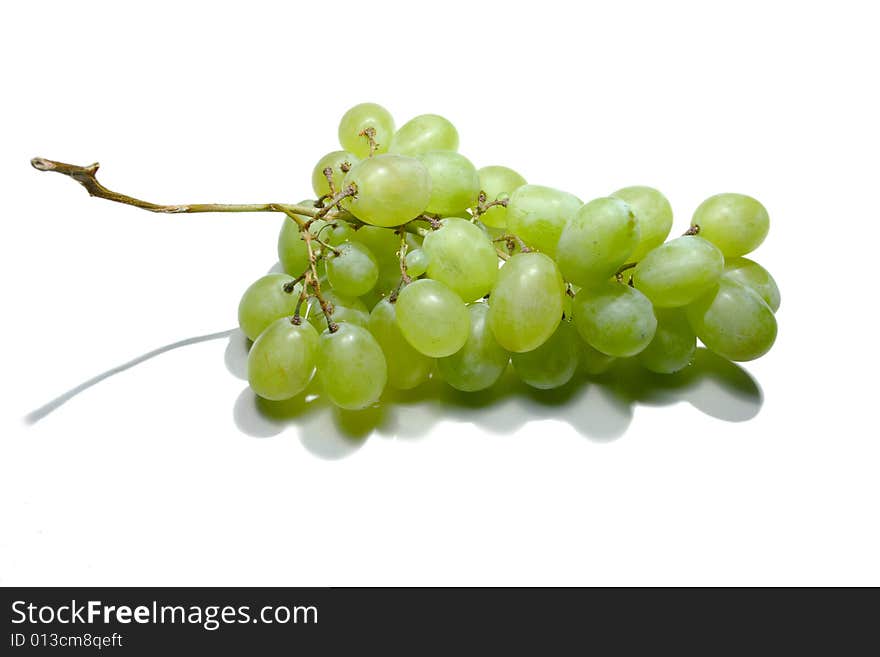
left=359, top=127, right=378, bottom=157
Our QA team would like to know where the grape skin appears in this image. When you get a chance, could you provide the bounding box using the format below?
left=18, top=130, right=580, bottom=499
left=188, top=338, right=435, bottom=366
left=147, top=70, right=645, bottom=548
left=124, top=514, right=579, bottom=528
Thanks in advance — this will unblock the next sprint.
left=395, top=279, right=470, bottom=358
left=343, top=154, right=432, bottom=227
left=572, top=281, right=657, bottom=358
left=389, top=114, right=459, bottom=156
left=423, top=218, right=498, bottom=302
left=477, top=165, right=527, bottom=228
left=637, top=308, right=696, bottom=374
left=368, top=299, right=433, bottom=390
left=238, top=273, right=300, bottom=341
left=311, top=150, right=359, bottom=198
left=723, top=257, right=780, bottom=312
left=437, top=303, right=509, bottom=392
left=418, top=151, right=481, bottom=216
left=506, top=184, right=582, bottom=257
left=691, top=193, right=769, bottom=257
left=632, top=236, right=724, bottom=308
left=317, top=323, right=388, bottom=410
left=326, top=241, right=380, bottom=297
left=338, top=103, right=395, bottom=159
left=511, top=319, right=580, bottom=389
left=611, top=186, right=673, bottom=262
left=248, top=318, right=318, bottom=400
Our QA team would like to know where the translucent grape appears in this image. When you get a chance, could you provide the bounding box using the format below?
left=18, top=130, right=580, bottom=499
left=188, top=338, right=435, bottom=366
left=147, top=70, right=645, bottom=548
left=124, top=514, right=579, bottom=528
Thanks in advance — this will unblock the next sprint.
left=343, top=154, right=431, bottom=227
left=632, top=236, right=724, bottom=307
left=557, top=197, right=639, bottom=286
left=572, top=281, right=657, bottom=357
left=326, top=241, right=379, bottom=297
left=477, top=165, right=527, bottom=228
left=436, top=303, right=509, bottom=392
left=637, top=308, right=696, bottom=374
left=422, top=218, right=498, bottom=301
left=578, top=339, right=616, bottom=376
left=691, top=193, right=769, bottom=257
left=247, top=318, right=318, bottom=400
left=368, top=299, right=432, bottom=390
left=238, top=273, right=299, bottom=341
left=309, top=218, right=354, bottom=246
left=511, top=319, right=580, bottom=389
left=311, top=150, right=359, bottom=198
left=686, top=278, right=777, bottom=362
left=723, top=257, right=781, bottom=312
left=611, top=186, right=673, bottom=262
left=338, top=102, right=395, bottom=159
left=353, top=225, right=416, bottom=293
left=488, top=252, right=565, bottom=353
left=389, top=114, right=459, bottom=156
left=395, top=279, right=470, bottom=357
left=418, top=151, right=480, bottom=216
left=404, top=248, right=429, bottom=277
left=317, top=323, right=388, bottom=410
left=306, top=290, right=369, bottom=330
left=277, top=212, right=310, bottom=276
left=506, top=184, right=582, bottom=256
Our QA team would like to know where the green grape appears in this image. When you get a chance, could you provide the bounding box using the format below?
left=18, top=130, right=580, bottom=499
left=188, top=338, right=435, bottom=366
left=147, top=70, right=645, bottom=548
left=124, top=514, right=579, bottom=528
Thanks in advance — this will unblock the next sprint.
left=578, top=338, right=616, bottom=376
left=353, top=225, right=413, bottom=293
left=511, top=319, right=580, bottom=389
left=572, top=281, right=657, bottom=357
left=477, top=165, right=527, bottom=228
left=309, top=218, right=354, bottom=247
left=247, top=318, right=318, bottom=400
left=343, top=154, right=432, bottom=227
left=488, top=252, right=565, bottom=353
left=338, top=102, right=395, bottom=159
left=723, top=257, right=780, bottom=312
left=317, top=323, right=388, bottom=410
left=557, top=197, right=639, bottom=286
left=422, top=218, right=498, bottom=301
left=686, top=278, right=777, bottom=362
left=611, top=186, right=673, bottom=262
left=326, top=241, right=379, bottom=297
left=368, top=299, right=433, bottom=390
left=691, top=193, right=769, bottom=257
left=418, top=151, right=480, bottom=216
left=436, top=303, right=509, bottom=392
left=404, top=248, right=429, bottom=277
left=305, top=289, right=370, bottom=330
left=238, top=273, right=300, bottom=341
left=389, top=114, right=459, bottom=156
left=632, top=236, right=724, bottom=307
left=395, top=279, right=470, bottom=357
left=311, top=150, right=359, bottom=198
left=506, top=184, right=582, bottom=257
left=637, top=308, right=696, bottom=374
left=277, top=212, right=310, bottom=276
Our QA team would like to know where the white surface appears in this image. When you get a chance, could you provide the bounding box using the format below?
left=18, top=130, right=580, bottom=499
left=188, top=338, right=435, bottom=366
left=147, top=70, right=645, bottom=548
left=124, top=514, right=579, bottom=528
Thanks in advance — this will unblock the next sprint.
left=1, top=0, right=878, bottom=586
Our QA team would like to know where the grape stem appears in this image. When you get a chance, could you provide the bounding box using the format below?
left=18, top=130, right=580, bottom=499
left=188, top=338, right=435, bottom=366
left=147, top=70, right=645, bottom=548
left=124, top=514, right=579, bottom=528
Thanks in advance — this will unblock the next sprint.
left=472, top=190, right=509, bottom=218
left=322, top=166, right=336, bottom=196
left=684, top=224, right=700, bottom=236
left=359, top=127, right=379, bottom=157
left=493, top=234, right=531, bottom=254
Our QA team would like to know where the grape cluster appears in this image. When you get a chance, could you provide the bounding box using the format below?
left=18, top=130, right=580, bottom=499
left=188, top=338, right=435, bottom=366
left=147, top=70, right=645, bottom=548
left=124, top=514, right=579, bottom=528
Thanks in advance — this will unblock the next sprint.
left=240, top=103, right=779, bottom=410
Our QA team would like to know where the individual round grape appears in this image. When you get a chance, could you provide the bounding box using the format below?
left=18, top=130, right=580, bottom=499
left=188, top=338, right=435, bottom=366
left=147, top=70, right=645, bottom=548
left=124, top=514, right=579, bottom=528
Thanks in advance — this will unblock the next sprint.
left=389, top=114, right=459, bottom=156
left=611, top=186, right=673, bottom=262
left=317, top=323, right=388, bottom=410
left=686, top=278, right=777, bottom=362
left=436, top=303, right=509, bottom=392
left=277, top=212, right=310, bottom=276
left=557, top=197, right=639, bottom=286
left=368, top=299, right=432, bottom=390
left=306, top=290, right=369, bottom=330
left=404, top=248, right=429, bottom=277
left=477, top=165, right=527, bottom=228
left=632, top=236, right=725, bottom=307
left=418, top=151, right=480, bottom=216
left=691, top=193, right=769, bottom=257
left=309, top=218, right=354, bottom=246
left=511, top=320, right=580, bottom=389
left=422, top=218, right=498, bottom=301
left=395, top=279, right=470, bottom=357
left=247, top=318, right=318, bottom=400
left=578, top=339, right=616, bottom=376
left=326, top=241, right=379, bottom=297
left=337, top=102, right=395, bottom=159
left=238, top=273, right=300, bottom=341
left=723, top=257, right=781, bottom=312
left=637, top=308, right=696, bottom=374
left=506, top=184, right=582, bottom=257
left=343, top=154, right=431, bottom=227
left=572, top=281, right=657, bottom=357
left=311, top=150, right=359, bottom=198
left=488, top=252, right=565, bottom=353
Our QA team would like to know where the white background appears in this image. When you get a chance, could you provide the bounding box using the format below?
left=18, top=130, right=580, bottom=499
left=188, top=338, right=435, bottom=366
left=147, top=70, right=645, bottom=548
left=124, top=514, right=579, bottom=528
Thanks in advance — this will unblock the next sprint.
left=2, top=0, right=878, bottom=586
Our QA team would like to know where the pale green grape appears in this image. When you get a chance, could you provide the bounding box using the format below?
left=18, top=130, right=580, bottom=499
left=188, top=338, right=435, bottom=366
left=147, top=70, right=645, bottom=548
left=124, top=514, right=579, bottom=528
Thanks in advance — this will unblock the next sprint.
left=338, top=102, right=395, bottom=159
left=686, top=278, right=777, bottom=362
left=637, top=308, right=696, bottom=374
left=309, top=218, right=354, bottom=247
left=632, top=236, right=724, bottom=307
left=477, top=165, right=527, bottom=228
left=691, top=193, right=769, bottom=257
left=511, top=319, right=580, bottom=389
left=572, top=281, right=657, bottom=357
left=395, top=279, right=470, bottom=357
left=506, top=184, right=582, bottom=256
left=578, top=339, right=616, bottom=376
left=343, top=154, right=432, bottom=227
left=436, top=303, right=509, bottom=392
left=557, top=197, right=639, bottom=285
left=488, top=252, right=565, bottom=353
left=306, top=290, right=369, bottom=330
left=317, top=323, right=388, bottom=410
left=353, top=225, right=416, bottom=293
left=611, top=186, right=673, bottom=262
left=389, top=114, right=459, bottom=156
left=277, top=210, right=310, bottom=275
left=723, top=257, right=781, bottom=312
left=368, top=299, right=433, bottom=390
left=311, top=150, right=359, bottom=198
left=326, top=241, right=379, bottom=297
left=238, top=273, right=300, bottom=341
left=404, top=248, right=429, bottom=277
left=423, top=218, right=498, bottom=301
left=247, top=318, right=318, bottom=400
left=418, top=151, right=480, bottom=216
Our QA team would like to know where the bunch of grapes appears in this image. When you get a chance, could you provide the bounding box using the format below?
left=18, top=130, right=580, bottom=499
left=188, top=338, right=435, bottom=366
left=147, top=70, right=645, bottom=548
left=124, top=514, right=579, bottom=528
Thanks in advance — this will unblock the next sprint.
left=237, top=102, right=779, bottom=410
